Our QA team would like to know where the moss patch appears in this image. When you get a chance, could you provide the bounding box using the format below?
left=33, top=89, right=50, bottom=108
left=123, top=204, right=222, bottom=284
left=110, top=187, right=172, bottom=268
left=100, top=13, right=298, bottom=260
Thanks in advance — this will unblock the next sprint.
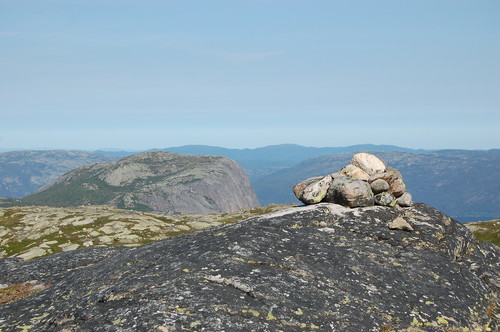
left=0, top=282, right=50, bottom=306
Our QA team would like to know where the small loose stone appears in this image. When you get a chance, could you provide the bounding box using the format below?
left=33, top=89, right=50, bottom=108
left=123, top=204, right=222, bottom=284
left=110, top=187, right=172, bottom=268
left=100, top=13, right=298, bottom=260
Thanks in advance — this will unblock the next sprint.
left=388, top=217, right=414, bottom=231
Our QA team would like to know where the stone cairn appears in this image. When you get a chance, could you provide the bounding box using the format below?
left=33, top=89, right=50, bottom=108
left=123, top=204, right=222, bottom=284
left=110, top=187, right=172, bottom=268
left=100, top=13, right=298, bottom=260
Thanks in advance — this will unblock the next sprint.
left=293, top=153, right=412, bottom=208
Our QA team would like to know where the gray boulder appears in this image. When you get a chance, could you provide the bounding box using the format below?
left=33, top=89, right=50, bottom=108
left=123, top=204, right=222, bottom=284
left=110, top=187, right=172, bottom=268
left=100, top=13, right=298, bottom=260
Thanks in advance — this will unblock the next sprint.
left=397, top=192, right=413, bottom=207
left=338, top=164, right=370, bottom=181
left=293, top=153, right=410, bottom=209
left=293, top=175, right=333, bottom=204
left=370, top=179, right=390, bottom=194
left=369, top=166, right=407, bottom=197
left=368, top=166, right=403, bottom=184
left=324, top=177, right=374, bottom=207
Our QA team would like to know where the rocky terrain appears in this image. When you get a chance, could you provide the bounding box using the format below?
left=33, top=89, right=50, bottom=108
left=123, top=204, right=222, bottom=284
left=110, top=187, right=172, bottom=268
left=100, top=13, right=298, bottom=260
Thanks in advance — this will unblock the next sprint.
left=255, top=149, right=500, bottom=222
left=1, top=146, right=499, bottom=221
left=0, top=202, right=498, bottom=331
left=0, top=145, right=421, bottom=200
left=21, top=151, right=259, bottom=214
left=293, top=153, right=413, bottom=209
left=0, top=204, right=291, bottom=261
left=0, top=150, right=119, bottom=199
left=0, top=151, right=497, bottom=331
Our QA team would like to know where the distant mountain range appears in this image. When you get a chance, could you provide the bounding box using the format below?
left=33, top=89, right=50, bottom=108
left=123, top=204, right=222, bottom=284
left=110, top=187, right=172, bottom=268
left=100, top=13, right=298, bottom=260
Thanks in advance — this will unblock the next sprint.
left=158, top=144, right=432, bottom=179
left=0, top=144, right=498, bottom=221
left=0, top=150, right=118, bottom=198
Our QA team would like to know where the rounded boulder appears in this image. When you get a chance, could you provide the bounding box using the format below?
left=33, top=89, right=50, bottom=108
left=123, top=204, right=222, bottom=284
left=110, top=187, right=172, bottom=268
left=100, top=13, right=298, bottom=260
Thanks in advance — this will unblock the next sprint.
left=351, top=153, right=387, bottom=175
left=324, top=176, right=374, bottom=207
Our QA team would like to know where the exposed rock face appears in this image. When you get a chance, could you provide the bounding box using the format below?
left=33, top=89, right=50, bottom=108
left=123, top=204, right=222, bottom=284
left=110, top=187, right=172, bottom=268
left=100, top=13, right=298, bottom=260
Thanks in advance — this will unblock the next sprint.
left=21, top=151, right=259, bottom=214
left=0, top=203, right=498, bottom=331
left=294, top=153, right=412, bottom=208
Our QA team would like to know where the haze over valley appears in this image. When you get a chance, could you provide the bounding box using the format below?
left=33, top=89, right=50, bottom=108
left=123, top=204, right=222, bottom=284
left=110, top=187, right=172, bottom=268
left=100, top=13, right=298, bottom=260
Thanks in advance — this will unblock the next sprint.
left=1, top=144, right=498, bottom=222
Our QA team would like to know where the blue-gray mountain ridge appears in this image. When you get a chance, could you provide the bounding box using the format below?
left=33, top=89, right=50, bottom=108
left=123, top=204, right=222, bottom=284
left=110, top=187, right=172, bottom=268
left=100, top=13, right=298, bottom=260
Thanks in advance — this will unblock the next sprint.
left=0, top=145, right=498, bottom=221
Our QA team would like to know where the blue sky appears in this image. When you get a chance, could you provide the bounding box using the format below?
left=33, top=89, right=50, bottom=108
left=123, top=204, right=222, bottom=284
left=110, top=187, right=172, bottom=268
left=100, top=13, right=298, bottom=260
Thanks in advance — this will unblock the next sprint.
left=1, top=0, right=499, bottom=150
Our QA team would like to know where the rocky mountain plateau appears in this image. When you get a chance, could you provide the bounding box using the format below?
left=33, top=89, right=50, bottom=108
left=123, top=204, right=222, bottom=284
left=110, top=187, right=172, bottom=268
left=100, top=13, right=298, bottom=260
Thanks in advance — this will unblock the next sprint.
left=0, top=202, right=498, bottom=331
left=0, top=152, right=498, bottom=331
left=0, top=204, right=291, bottom=261
left=21, top=151, right=259, bottom=214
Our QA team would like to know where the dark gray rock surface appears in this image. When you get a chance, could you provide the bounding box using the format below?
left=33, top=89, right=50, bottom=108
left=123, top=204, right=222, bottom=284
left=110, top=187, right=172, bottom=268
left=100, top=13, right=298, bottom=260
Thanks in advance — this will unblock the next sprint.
left=0, top=203, right=498, bottom=331
left=0, top=247, right=130, bottom=286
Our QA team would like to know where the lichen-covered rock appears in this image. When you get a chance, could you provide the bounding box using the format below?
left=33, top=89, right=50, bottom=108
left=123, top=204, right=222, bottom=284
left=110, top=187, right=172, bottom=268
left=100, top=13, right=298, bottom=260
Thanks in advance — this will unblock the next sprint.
left=374, top=192, right=397, bottom=206
left=292, top=175, right=333, bottom=204
left=324, top=177, right=374, bottom=207
left=0, top=203, right=497, bottom=331
left=351, top=152, right=387, bottom=175
left=0, top=204, right=292, bottom=260
left=339, top=164, right=370, bottom=181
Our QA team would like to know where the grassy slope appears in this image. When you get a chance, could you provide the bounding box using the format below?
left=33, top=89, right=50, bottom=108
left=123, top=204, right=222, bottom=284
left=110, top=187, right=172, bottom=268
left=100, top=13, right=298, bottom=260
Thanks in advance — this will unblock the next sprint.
left=464, top=219, right=500, bottom=247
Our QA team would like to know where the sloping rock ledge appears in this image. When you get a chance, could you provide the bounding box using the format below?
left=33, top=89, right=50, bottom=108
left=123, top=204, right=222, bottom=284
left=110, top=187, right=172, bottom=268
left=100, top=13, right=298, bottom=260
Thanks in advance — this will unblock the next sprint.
left=0, top=203, right=498, bottom=331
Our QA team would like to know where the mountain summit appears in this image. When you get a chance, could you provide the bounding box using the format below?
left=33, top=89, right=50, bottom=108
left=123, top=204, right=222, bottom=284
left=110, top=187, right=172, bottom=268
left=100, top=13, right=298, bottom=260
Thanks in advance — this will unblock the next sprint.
left=0, top=203, right=497, bottom=330
left=22, top=151, right=259, bottom=214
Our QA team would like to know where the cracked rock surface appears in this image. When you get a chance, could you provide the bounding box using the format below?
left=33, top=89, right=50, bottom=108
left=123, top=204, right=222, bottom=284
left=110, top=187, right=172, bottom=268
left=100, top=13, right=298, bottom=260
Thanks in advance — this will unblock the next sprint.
left=0, top=203, right=498, bottom=331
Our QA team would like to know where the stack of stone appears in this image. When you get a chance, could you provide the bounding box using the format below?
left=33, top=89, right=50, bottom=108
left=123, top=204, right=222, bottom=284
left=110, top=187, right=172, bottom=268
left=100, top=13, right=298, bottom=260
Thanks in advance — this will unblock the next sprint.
left=293, top=153, right=412, bottom=208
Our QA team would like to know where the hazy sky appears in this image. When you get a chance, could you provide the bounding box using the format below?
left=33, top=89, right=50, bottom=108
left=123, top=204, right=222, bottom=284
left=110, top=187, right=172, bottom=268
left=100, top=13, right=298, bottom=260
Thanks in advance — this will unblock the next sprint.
left=1, top=0, right=499, bottom=150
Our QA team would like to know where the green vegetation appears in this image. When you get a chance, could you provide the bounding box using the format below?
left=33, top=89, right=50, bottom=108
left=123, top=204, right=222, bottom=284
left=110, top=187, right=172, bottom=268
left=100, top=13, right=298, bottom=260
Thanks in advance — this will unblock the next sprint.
left=0, top=204, right=295, bottom=259
left=465, top=220, right=500, bottom=247
left=22, top=177, right=116, bottom=207
left=0, top=208, right=26, bottom=227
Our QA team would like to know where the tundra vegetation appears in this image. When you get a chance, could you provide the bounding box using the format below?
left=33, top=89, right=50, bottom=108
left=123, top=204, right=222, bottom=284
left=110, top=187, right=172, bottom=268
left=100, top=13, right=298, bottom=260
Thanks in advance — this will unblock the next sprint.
left=0, top=204, right=294, bottom=260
